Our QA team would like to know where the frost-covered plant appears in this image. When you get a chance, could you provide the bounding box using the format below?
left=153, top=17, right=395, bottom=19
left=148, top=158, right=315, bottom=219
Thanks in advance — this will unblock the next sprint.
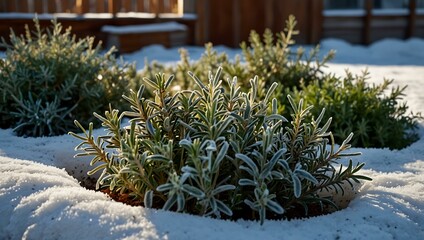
left=142, top=15, right=332, bottom=95
left=0, top=18, right=139, bottom=136
left=70, top=68, right=371, bottom=224
left=141, top=15, right=421, bottom=149
left=142, top=43, right=246, bottom=93
left=288, top=70, right=423, bottom=149
left=241, top=15, right=334, bottom=90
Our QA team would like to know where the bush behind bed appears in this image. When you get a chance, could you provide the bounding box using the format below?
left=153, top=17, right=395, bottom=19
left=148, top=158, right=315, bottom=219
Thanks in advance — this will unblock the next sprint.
left=0, top=18, right=140, bottom=136
left=142, top=16, right=422, bottom=149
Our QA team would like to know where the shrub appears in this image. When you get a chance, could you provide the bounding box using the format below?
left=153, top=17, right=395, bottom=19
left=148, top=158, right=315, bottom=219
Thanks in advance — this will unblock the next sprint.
left=240, top=15, right=334, bottom=90
left=70, top=68, right=371, bottom=224
left=141, top=16, right=422, bottom=149
left=0, top=18, right=140, bottom=136
left=288, top=70, right=423, bottom=149
left=142, top=43, right=246, bottom=93
left=142, top=16, right=333, bottom=95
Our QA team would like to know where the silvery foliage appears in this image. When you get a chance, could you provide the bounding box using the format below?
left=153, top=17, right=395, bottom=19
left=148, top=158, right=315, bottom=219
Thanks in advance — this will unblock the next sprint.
left=70, top=67, right=371, bottom=224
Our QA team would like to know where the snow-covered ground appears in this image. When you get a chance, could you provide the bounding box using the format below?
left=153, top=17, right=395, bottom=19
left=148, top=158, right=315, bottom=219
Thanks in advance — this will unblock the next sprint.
left=1, top=38, right=424, bottom=240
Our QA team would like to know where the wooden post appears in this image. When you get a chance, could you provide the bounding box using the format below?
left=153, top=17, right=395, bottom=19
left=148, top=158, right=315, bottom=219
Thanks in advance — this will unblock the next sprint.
left=363, top=0, right=373, bottom=44
left=108, top=0, right=119, bottom=15
left=150, top=0, right=163, bottom=16
left=19, top=0, right=30, bottom=12
left=232, top=0, right=240, bottom=46
left=408, top=0, right=417, bottom=38
left=264, top=0, right=274, bottom=29
left=47, top=0, right=56, bottom=12
left=135, top=0, right=144, bottom=12
left=76, top=0, right=90, bottom=14
left=121, top=0, right=132, bottom=12
left=308, top=0, right=323, bottom=44
left=33, top=0, right=44, bottom=13
left=195, top=0, right=209, bottom=45
left=4, top=1, right=16, bottom=12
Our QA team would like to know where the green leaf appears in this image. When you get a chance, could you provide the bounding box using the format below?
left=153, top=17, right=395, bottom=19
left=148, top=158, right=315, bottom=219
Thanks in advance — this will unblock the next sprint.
left=211, top=184, right=236, bottom=195
left=144, top=190, right=153, bottom=208
left=216, top=199, right=233, bottom=216
left=87, top=163, right=108, bottom=176
left=236, top=153, right=259, bottom=173
left=238, top=179, right=257, bottom=187
left=156, top=183, right=173, bottom=192
left=182, top=185, right=205, bottom=199
left=292, top=174, right=302, bottom=198
left=266, top=199, right=285, bottom=214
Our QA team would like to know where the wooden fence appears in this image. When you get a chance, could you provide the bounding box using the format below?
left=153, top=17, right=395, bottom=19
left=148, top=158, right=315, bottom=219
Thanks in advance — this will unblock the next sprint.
left=0, top=0, right=423, bottom=50
left=0, top=0, right=197, bottom=52
left=0, top=0, right=183, bottom=15
left=195, top=0, right=424, bottom=46
left=322, top=0, right=424, bottom=44
left=194, top=0, right=323, bottom=46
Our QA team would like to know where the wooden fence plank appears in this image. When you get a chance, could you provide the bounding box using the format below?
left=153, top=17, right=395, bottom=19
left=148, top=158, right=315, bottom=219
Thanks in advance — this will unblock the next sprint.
left=264, top=0, right=274, bottom=29
left=76, top=0, right=90, bottom=14
left=108, top=0, right=119, bottom=14
left=364, top=0, right=373, bottom=44
left=121, top=0, right=132, bottom=12
left=61, top=0, right=71, bottom=12
left=33, top=0, right=44, bottom=13
left=3, top=0, right=16, bottom=12
left=309, top=0, right=323, bottom=43
left=47, top=0, right=56, bottom=12
left=195, top=0, right=208, bottom=44
left=17, top=0, right=29, bottom=12
left=157, top=0, right=164, bottom=14
left=207, top=0, right=234, bottom=46
left=135, top=0, right=146, bottom=12
left=96, top=0, right=107, bottom=13
left=408, top=0, right=417, bottom=38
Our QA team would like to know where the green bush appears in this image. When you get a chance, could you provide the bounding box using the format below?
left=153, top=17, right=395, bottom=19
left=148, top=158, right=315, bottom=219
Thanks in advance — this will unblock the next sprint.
left=143, top=16, right=333, bottom=95
left=0, top=18, right=140, bottom=136
left=142, top=43, right=246, bottom=94
left=288, top=71, right=423, bottom=149
left=141, top=15, right=422, bottom=149
left=70, top=68, right=371, bottom=224
left=240, top=16, right=334, bottom=90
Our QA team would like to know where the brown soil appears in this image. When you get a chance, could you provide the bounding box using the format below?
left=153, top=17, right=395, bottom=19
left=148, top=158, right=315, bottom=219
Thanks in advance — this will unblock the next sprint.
left=101, top=188, right=143, bottom=207
left=100, top=188, right=333, bottom=221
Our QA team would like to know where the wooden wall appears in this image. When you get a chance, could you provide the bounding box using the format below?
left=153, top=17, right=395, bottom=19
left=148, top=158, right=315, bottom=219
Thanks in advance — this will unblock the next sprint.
left=322, top=0, right=424, bottom=44
left=0, top=0, right=180, bottom=14
left=1, top=0, right=423, bottom=49
left=195, top=0, right=323, bottom=47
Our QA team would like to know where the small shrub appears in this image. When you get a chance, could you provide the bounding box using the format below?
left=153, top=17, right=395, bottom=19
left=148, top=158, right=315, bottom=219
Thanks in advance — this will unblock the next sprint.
left=142, top=43, right=246, bottom=93
left=0, top=18, right=140, bottom=136
left=288, top=70, right=423, bottom=149
left=241, top=15, right=334, bottom=90
left=142, top=16, right=333, bottom=96
left=70, top=68, right=371, bottom=224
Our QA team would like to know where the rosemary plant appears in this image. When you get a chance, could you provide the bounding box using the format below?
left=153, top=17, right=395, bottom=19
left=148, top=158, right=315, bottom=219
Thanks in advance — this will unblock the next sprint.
left=70, top=67, right=371, bottom=224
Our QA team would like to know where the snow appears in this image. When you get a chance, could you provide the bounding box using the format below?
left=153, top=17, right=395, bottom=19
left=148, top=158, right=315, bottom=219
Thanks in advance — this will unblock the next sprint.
left=372, top=9, right=410, bottom=16
left=1, top=38, right=424, bottom=239
left=323, top=9, right=366, bottom=17
left=158, top=13, right=198, bottom=20
left=102, top=22, right=188, bottom=34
